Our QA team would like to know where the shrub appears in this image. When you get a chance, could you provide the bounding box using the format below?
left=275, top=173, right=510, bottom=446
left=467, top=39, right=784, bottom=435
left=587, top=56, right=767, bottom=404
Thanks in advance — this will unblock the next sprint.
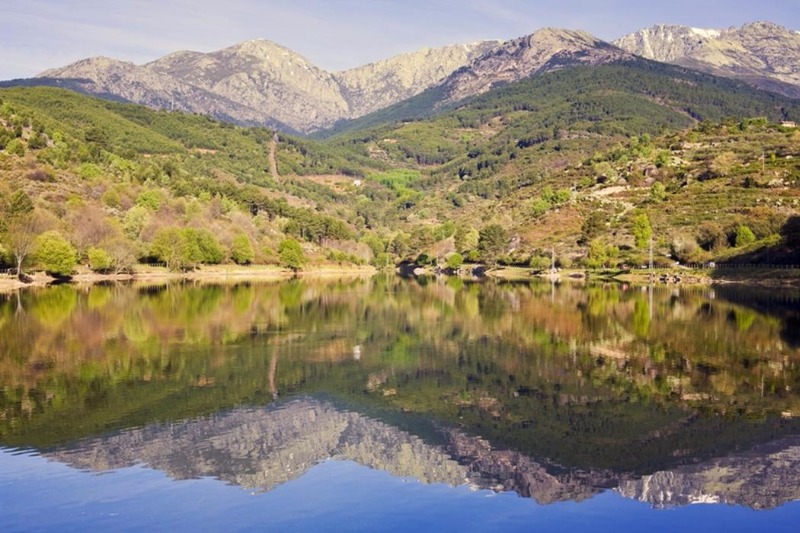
left=446, top=253, right=463, bottom=271
left=230, top=234, right=255, bottom=265
left=278, top=238, right=306, bottom=271
left=87, top=247, right=113, bottom=273
left=5, top=138, right=24, bottom=157
left=733, top=225, right=756, bottom=248
left=35, top=231, right=77, bottom=277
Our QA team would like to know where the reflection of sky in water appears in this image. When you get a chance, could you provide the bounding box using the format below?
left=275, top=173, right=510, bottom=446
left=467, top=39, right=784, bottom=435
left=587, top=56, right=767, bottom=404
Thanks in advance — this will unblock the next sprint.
left=1, top=449, right=799, bottom=533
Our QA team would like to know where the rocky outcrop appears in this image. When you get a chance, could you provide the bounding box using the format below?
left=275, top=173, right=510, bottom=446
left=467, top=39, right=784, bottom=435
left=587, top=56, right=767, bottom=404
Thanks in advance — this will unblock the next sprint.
left=614, top=21, right=800, bottom=98
left=438, top=425, right=614, bottom=504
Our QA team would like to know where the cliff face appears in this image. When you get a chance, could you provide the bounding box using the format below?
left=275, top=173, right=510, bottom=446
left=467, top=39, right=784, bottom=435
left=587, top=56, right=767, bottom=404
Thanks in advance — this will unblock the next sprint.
left=614, top=22, right=800, bottom=98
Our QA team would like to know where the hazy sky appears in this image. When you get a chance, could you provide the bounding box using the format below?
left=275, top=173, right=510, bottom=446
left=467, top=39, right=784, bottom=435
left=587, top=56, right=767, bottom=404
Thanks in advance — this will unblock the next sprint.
left=2, top=0, right=799, bottom=80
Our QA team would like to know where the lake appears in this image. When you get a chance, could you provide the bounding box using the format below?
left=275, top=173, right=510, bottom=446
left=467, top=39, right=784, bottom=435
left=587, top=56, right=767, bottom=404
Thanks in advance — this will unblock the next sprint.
left=1, top=276, right=800, bottom=532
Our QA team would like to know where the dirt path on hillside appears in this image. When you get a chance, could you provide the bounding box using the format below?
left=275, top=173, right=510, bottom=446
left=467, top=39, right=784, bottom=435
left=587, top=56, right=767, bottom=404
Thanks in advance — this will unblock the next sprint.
left=269, top=133, right=280, bottom=181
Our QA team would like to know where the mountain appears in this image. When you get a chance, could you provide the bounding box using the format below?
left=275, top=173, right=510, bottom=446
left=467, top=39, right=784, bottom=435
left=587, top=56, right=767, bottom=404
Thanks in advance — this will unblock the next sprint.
left=16, top=21, right=800, bottom=135
left=44, top=397, right=800, bottom=509
left=617, top=436, right=800, bottom=510
left=35, top=40, right=497, bottom=134
left=34, top=28, right=629, bottom=134
left=35, top=54, right=296, bottom=132
left=614, top=21, right=800, bottom=98
left=438, top=28, right=631, bottom=106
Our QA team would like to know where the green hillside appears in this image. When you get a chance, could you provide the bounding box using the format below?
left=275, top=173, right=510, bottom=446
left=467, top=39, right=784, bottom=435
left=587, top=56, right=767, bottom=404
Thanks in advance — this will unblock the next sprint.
left=320, top=59, right=800, bottom=138
left=1, top=63, right=799, bottom=279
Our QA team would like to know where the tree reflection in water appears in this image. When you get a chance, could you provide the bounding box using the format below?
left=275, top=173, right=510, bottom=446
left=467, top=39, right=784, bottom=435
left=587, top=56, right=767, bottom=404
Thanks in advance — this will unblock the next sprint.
left=1, top=277, right=800, bottom=509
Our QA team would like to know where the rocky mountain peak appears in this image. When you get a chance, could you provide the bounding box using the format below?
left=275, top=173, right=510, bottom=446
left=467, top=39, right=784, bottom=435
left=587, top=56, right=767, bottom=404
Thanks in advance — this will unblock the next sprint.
left=440, top=27, right=630, bottom=105
left=612, top=25, right=718, bottom=62
left=335, top=40, right=500, bottom=116
left=614, top=21, right=800, bottom=98
left=39, top=56, right=137, bottom=78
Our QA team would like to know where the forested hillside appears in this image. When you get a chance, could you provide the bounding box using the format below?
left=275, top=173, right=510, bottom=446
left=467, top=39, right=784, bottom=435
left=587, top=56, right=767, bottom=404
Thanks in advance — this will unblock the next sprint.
left=1, top=62, right=799, bottom=279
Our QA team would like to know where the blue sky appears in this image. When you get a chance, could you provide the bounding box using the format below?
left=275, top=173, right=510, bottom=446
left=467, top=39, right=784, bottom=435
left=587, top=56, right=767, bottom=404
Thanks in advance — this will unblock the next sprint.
left=2, top=0, right=799, bottom=80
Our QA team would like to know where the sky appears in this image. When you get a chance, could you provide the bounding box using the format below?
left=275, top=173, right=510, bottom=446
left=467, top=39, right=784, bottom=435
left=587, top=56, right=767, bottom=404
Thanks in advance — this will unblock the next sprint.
left=2, top=0, right=799, bottom=80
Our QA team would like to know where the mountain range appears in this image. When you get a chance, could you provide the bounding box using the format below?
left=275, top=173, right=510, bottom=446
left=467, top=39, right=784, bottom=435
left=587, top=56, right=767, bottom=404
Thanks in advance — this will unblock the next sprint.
left=19, top=21, right=800, bottom=134
left=47, top=397, right=800, bottom=509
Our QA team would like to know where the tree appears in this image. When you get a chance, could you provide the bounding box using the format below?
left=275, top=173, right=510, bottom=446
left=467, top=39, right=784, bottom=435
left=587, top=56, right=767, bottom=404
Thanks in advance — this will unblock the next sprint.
left=697, top=222, right=727, bottom=251
left=454, top=225, right=478, bottom=253
left=150, top=227, right=189, bottom=271
left=373, top=252, right=393, bottom=269
left=230, top=234, right=255, bottom=265
left=5, top=138, right=24, bottom=157
left=581, top=211, right=606, bottom=243
left=8, top=190, right=34, bottom=217
left=780, top=216, right=800, bottom=249
left=445, top=252, right=463, bottom=272
left=529, top=254, right=551, bottom=271
left=389, top=232, right=411, bottom=259
left=101, top=236, right=137, bottom=274
left=530, top=197, right=551, bottom=218
left=278, top=238, right=306, bottom=271
left=733, top=225, right=756, bottom=247
left=69, top=206, right=116, bottom=256
left=631, top=213, right=652, bottom=249
left=6, top=210, right=47, bottom=279
left=123, top=205, right=150, bottom=239
left=361, top=234, right=385, bottom=258
left=189, top=228, right=223, bottom=264
left=87, top=247, right=113, bottom=273
left=649, top=182, right=666, bottom=203
left=585, top=239, right=608, bottom=269
left=708, top=151, right=738, bottom=178
left=433, top=221, right=455, bottom=242
left=478, top=224, right=508, bottom=265
left=35, top=231, right=77, bottom=277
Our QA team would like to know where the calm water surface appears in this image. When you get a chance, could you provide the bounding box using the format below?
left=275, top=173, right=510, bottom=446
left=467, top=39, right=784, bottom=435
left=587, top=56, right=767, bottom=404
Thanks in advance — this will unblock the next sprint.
left=1, top=276, right=799, bottom=531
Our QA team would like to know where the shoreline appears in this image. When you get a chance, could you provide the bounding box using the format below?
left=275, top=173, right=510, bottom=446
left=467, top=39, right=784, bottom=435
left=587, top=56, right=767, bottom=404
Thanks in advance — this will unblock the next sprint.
left=2, top=264, right=798, bottom=293
left=0, top=264, right=378, bottom=294
left=484, top=265, right=800, bottom=288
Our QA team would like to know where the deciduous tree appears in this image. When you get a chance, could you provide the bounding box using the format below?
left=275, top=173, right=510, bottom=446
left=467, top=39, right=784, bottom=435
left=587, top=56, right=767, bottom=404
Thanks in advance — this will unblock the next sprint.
left=35, top=231, right=77, bottom=277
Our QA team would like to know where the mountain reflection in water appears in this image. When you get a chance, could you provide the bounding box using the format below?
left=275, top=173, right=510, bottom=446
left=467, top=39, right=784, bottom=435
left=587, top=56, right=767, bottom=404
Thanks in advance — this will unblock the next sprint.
left=1, top=277, right=800, bottom=514
left=45, top=397, right=800, bottom=510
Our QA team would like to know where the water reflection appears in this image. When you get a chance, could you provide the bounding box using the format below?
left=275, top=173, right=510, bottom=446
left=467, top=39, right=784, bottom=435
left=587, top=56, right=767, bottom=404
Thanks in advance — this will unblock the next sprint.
left=1, top=277, right=800, bottom=511
left=38, top=397, right=800, bottom=510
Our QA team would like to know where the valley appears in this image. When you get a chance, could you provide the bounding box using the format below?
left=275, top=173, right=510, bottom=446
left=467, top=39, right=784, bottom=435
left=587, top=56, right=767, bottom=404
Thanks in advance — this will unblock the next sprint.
left=0, top=22, right=799, bottom=285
